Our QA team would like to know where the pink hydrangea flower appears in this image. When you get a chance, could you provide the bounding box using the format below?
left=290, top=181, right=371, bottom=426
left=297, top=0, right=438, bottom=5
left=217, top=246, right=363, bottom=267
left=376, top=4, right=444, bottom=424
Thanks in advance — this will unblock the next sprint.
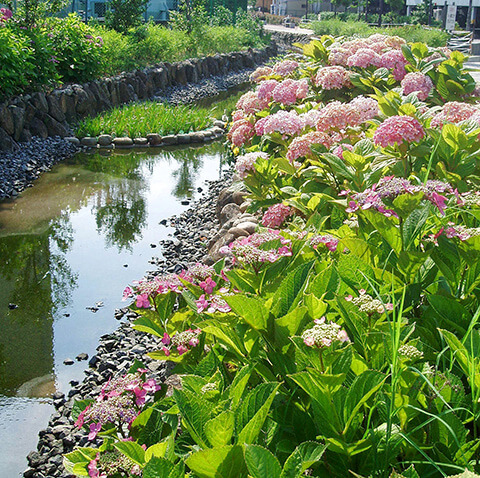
left=328, top=48, right=349, bottom=66
left=316, top=101, right=361, bottom=132
left=257, top=79, right=279, bottom=102
left=272, top=79, right=309, bottom=105
left=136, top=294, right=150, bottom=308
left=347, top=49, right=381, bottom=68
left=236, top=91, right=268, bottom=115
left=379, top=50, right=408, bottom=81
left=250, top=66, right=273, bottom=82
left=350, top=96, right=379, bottom=122
left=273, top=59, right=299, bottom=77
left=430, top=102, right=480, bottom=128
left=0, top=7, right=12, bottom=23
left=333, top=143, right=354, bottom=159
left=373, top=116, right=425, bottom=148
left=315, top=66, right=351, bottom=90
left=310, top=234, right=339, bottom=252
left=286, top=131, right=334, bottom=162
left=260, top=110, right=305, bottom=137
left=228, top=119, right=255, bottom=147
left=261, top=203, right=292, bottom=228
left=401, top=72, right=433, bottom=101
left=199, top=277, right=217, bottom=295
left=235, top=151, right=269, bottom=178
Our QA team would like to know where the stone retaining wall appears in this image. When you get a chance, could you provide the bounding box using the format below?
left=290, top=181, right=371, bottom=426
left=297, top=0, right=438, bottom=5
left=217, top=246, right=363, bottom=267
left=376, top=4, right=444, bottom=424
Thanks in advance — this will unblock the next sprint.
left=0, top=43, right=278, bottom=151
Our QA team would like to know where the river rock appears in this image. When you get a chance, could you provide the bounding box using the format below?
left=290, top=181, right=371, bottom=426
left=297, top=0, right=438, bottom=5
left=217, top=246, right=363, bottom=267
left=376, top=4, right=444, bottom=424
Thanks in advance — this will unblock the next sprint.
left=133, top=137, right=148, bottom=146
left=81, top=137, right=98, bottom=147
left=113, top=137, right=133, bottom=147
left=220, top=203, right=242, bottom=226
left=227, top=226, right=249, bottom=238
left=146, top=133, right=162, bottom=145
left=97, top=134, right=113, bottom=146
left=234, top=221, right=257, bottom=234
left=162, top=135, right=178, bottom=145
left=177, top=134, right=191, bottom=144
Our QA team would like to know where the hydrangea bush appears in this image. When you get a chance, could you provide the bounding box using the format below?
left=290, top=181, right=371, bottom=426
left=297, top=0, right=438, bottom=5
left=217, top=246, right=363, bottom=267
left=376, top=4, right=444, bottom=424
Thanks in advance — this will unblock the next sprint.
left=66, top=35, right=480, bottom=478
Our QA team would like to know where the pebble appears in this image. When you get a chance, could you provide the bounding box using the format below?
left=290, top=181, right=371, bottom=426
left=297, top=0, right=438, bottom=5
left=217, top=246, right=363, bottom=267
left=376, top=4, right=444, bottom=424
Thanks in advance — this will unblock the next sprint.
left=63, top=359, right=74, bottom=366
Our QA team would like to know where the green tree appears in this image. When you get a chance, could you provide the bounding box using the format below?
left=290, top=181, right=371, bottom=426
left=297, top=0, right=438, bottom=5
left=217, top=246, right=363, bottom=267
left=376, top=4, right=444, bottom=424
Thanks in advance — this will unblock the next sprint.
left=105, top=0, right=149, bottom=34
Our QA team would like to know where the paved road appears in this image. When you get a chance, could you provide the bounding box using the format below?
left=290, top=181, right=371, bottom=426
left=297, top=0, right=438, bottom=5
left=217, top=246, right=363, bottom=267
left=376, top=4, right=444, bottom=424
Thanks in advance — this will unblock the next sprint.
left=466, top=55, right=480, bottom=84
left=264, top=23, right=315, bottom=35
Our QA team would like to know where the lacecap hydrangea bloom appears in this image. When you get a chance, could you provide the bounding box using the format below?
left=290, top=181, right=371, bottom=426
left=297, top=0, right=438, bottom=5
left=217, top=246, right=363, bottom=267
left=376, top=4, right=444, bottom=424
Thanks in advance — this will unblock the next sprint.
left=345, top=289, right=394, bottom=315
left=373, top=115, right=425, bottom=147
left=401, top=72, right=433, bottom=101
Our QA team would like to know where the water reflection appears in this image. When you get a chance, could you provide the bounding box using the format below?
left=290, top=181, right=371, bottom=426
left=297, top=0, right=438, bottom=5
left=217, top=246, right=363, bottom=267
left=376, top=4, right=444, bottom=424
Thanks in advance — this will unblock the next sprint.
left=0, top=142, right=225, bottom=477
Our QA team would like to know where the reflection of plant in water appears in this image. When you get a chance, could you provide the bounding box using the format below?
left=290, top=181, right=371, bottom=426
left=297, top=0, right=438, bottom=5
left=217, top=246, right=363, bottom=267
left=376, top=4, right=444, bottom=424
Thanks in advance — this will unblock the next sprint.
left=72, top=151, right=148, bottom=180
left=165, top=143, right=224, bottom=199
left=92, top=180, right=148, bottom=251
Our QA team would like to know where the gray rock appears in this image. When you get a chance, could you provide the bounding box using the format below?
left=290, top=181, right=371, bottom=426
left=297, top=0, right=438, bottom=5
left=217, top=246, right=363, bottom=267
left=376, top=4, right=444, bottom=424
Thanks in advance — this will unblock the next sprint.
left=29, top=118, right=49, bottom=139
left=189, top=132, right=205, bottom=143
left=27, top=451, right=46, bottom=468
left=63, top=358, right=74, bottom=365
left=177, top=134, right=191, bottom=144
left=219, top=203, right=241, bottom=226
left=228, top=226, right=249, bottom=238
left=113, top=137, right=133, bottom=147
left=97, top=134, right=113, bottom=146
left=65, top=137, right=80, bottom=145
left=146, top=133, right=162, bottom=145
left=234, top=221, right=257, bottom=234
left=76, top=353, right=88, bottom=361
left=80, top=137, right=98, bottom=147
left=133, top=137, right=148, bottom=146
left=162, top=135, right=178, bottom=145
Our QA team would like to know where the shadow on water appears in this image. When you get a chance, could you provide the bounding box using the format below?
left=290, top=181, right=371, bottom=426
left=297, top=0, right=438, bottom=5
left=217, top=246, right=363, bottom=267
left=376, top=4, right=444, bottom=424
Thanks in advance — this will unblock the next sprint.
left=0, top=141, right=226, bottom=477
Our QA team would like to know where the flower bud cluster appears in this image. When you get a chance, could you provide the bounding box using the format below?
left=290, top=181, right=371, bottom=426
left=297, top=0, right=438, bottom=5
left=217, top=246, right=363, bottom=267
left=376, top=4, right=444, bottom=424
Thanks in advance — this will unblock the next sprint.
left=88, top=450, right=142, bottom=478
left=201, top=382, right=218, bottom=394
left=161, top=328, right=202, bottom=356
left=301, top=317, right=350, bottom=348
left=398, top=344, right=424, bottom=360
left=345, top=289, right=393, bottom=315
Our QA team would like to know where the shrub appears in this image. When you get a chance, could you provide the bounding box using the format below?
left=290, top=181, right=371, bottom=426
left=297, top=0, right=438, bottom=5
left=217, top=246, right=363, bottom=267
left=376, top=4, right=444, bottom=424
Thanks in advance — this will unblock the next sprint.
left=46, top=14, right=103, bottom=83
left=0, top=27, right=36, bottom=98
left=104, top=0, right=149, bottom=34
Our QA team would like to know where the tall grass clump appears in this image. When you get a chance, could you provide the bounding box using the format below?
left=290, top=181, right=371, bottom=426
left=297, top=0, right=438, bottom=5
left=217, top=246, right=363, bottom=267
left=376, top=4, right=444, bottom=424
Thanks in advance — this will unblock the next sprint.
left=76, top=102, right=213, bottom=138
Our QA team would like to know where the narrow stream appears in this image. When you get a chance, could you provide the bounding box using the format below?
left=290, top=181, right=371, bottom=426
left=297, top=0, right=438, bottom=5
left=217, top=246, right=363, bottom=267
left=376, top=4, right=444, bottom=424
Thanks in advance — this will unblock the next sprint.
left=0, top=142, right=226, bottom=477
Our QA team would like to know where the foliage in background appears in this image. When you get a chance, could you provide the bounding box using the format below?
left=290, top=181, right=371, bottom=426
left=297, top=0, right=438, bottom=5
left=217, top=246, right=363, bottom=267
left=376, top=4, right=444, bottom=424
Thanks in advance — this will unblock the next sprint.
left=0, top=8, right=267, bottom=100
left=311, top=19, right=450, bottom=46
left=104, top=0, right=149, bottom=33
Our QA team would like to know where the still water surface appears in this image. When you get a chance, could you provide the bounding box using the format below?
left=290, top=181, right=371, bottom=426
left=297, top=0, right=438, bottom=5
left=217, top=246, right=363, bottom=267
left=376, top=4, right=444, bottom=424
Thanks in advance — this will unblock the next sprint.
left=0, top=142, right=225, bottom=477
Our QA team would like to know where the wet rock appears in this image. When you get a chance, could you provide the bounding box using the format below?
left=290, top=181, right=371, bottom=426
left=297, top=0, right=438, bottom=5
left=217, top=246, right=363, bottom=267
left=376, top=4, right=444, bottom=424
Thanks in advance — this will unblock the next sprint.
left=80, top=137, right=97, bottom=147
left=146, top=133, right=162, bottom=145
left=162, top=135, right=178, bottom=145
left=63, top=359, right=74, bottom=366
left=76, top=353, right=88, bottom=361
left=113, top=137, right=133, bottom=147
left=97, top=134, right=113, bottom=146
left=133, top=137, right=148, bottom=146
left=8, top=303, right=18, bottom=309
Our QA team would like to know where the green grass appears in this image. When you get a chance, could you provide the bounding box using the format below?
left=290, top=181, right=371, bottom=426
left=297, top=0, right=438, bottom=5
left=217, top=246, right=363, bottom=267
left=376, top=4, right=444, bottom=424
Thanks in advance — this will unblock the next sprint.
left=311, top=20, right=450, bottom=47
left=75, top=89, right=247, bottom=138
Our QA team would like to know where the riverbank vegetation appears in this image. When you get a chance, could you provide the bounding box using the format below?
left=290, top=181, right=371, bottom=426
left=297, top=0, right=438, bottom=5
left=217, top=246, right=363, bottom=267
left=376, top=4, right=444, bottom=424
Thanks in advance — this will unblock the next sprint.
left=75, top=90, right=246, bottom=138
left=66, top=33, right=480, bottom=477
left=311, top=19, right=450, bottom=46
left=0, top=4, right=267, bottom=100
